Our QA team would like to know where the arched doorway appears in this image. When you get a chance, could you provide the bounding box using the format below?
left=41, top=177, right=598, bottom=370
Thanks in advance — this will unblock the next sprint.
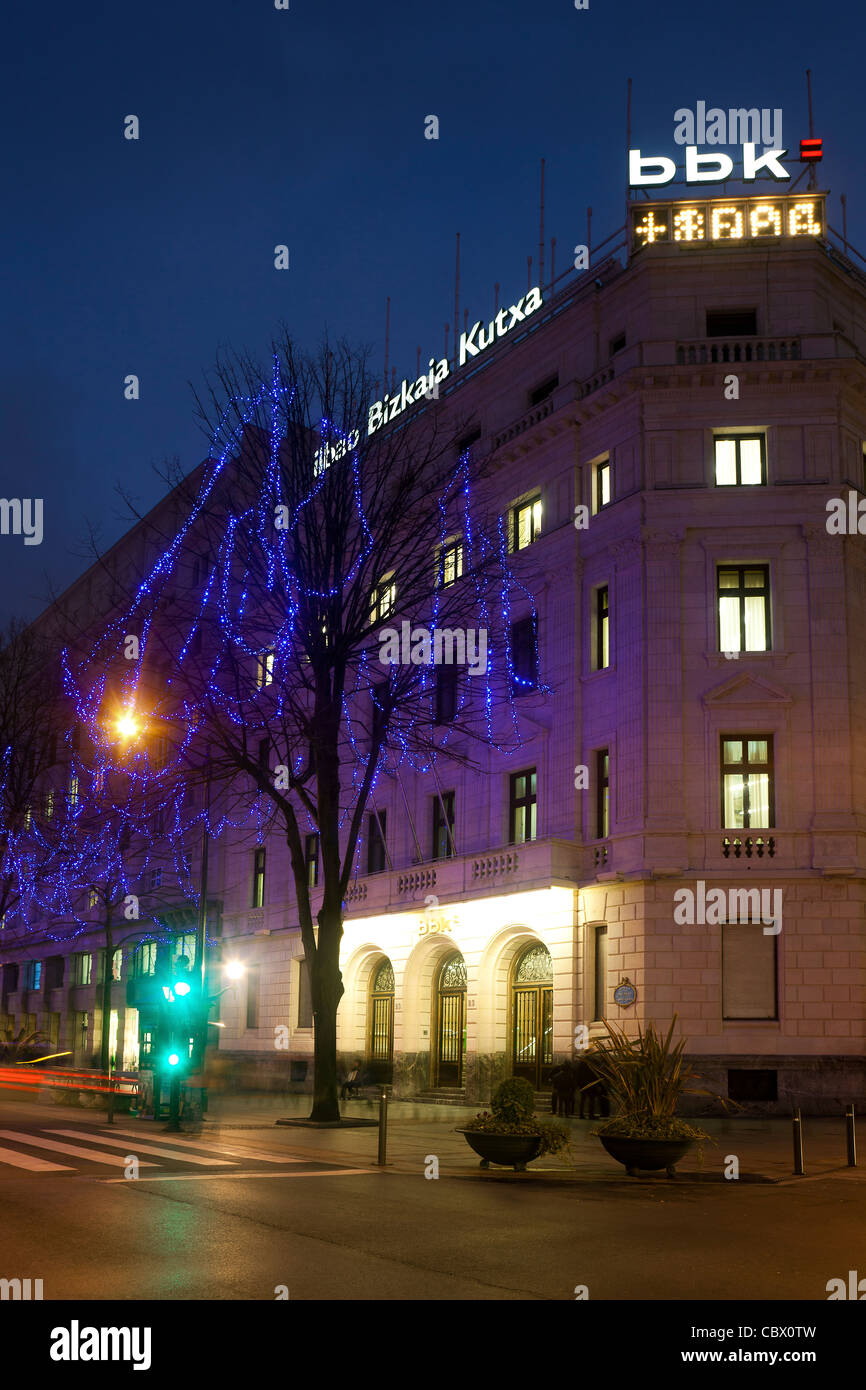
left=434, top=951, right=466, bottom=1087
left=511, top=943, right=554, bottom=1089
left=367, top=957, right=394, bottom=1083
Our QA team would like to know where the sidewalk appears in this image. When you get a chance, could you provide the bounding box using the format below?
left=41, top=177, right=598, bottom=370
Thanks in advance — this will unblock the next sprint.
left=200, top=1092, right=865, bottom=1185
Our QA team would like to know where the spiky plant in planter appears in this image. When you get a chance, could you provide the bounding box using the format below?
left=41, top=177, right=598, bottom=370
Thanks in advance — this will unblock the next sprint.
left=587, top=1016, right=718, bottom=1175
left=458, top=1077, right=570, bottom=1169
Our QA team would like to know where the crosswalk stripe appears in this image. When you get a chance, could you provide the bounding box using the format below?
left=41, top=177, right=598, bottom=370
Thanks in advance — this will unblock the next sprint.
left=106, top=1126, right=302, bottom=1163
left=0, top=1141, right=72, bottom=1172
left=46, top=1129, right=234, bottom=1166
left=103, top=1167, right=375, bottom=1183
left=0, top=1130, right=158, bottom=1168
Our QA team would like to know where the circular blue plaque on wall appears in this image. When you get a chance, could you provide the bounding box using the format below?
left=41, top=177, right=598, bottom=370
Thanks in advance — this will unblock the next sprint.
left=613, top=981, right=636, bottom=1007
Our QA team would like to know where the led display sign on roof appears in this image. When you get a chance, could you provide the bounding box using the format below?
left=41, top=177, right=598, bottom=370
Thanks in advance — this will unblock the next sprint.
left=631, top=194, right=824, bottom=251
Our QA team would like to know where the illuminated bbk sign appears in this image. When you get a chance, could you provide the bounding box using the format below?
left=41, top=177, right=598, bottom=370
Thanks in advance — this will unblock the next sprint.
left=630, top=144, right=791, bottom=187
left=367, top=287, right=543, bottom=437
left=632, top=193, right=824, bottom=250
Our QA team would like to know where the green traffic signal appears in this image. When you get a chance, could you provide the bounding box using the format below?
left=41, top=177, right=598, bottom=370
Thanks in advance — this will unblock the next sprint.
left=167, top=1051, right=181, bottom=1067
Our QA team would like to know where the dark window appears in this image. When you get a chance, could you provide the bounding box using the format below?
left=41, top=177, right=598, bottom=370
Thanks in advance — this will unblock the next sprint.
left=596, top=749, right=610, bottom=838
left=706, top=309, right=757, bottom=337
left=722, top=927, right=778, bottom=1020
left=258, top=737, right=270, bottom=770
left=595, top=586, right=610, bottom=669
left=509, top=769, right=537, bottom=844
left=721, top=737, right=774, bottom=828
left=45, top=956, right=65, bottom=990
left=371, top=681, right=389, bottom=747
left=297, top=959, right=313, bottom=1028
left=593, top=925, right=608, bottom=1021
left=1, top=963, right=19, bottom=997
left=432, top=792, right=455, bottom=860
left=305, top=833, right=319, bottom=889
left=529, top=374, right=558, bottom=407
left=717, top=566, right=770, bottom=653
left=367, top=810, right=387, bottom=874
left=510, top=615, right=538, bottom=696
left=456, top=427, right=481, bottom=458
left=714, top=434, right=766, bottom=486
left=246, top=966, right=261, bottom=1029
left=727, top=1068, right=778, bottom=1101
left=609, top=332, right=626, bottom=356
left=252, top=847, right=266, bottom=908
left=434, top=665, right=458, bottom=725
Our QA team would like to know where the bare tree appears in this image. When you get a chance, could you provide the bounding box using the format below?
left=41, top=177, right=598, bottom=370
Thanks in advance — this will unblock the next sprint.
left=66, top=335, right=542, bottom=1121
left=0, top=620, right=68, bottom=939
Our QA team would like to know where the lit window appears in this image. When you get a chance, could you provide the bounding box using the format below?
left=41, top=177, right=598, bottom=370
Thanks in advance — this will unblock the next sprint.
left=44, top=790, right=54, bottom=821
left=135, top=943, right=157, bottom=977
left=593, top=459, right=611, bottom=513
left=252, top=847, right=266, bottom=908
left=68, top=775, right=79, bottom=807
left=509, top=769, right=537, bottom=844
left=305, top=833, right=319, bottom=889
left=714, top=435, right=766, bottom=486
left=256, top=649, right=275, bottom=689
left=436, top=539, right=464, bottom=589
left=717, top=566, right=770, bottom=652
left=596, top=749, right=610, bottom=838
left=88, top=889, right=99, bottom=909
left=371, top=575, right=397, bottom=625
left=510, top=497, right=542, bottom=552
left=721, top=737, right=774, bottom=828
left=594, top=586, right=610, bottom=670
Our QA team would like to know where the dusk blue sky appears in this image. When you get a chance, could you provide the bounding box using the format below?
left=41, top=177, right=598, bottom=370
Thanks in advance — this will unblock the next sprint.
left=2, top=0, right=861, bottom=626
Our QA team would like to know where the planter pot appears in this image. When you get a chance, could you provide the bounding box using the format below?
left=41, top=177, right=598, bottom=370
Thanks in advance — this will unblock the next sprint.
left=599, top=1134, right=694, bottom=1177
left=457, top=1129, right=544, bottom=1171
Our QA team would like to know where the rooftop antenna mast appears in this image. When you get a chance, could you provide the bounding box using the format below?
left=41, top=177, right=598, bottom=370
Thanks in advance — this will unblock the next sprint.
left=806, top=69, right=816, bottom=191
left=454, top=232, right=461, bottom=370
left=384, top=296, right=391, bottom=398
left=539, top=157, right=546, bottom=289
left=625, top=76, right=632, bottom=231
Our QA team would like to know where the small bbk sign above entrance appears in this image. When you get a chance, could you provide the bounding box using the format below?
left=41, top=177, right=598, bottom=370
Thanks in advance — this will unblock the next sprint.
left=613, top=978, right=637, bottom=1008
left=418, top=911, right=461, bottom=936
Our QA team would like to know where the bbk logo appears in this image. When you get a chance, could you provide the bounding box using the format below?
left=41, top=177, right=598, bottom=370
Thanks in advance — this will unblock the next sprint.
left=630, top=145, right=790, bottom=187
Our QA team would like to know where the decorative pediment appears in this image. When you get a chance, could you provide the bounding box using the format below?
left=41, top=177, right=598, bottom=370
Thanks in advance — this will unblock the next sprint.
left=702, top=671, right=793, bottom=708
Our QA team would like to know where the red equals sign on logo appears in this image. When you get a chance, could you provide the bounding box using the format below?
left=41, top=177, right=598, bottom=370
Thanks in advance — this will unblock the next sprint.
left=800, top=138, right=823, bottom=162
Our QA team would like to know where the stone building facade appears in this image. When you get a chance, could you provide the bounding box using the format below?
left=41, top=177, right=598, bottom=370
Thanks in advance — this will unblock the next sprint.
left=3, top=193, right=865, bottom=1113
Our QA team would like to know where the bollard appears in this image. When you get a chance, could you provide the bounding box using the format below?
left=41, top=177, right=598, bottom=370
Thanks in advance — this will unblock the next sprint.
left=377, top=1088, right=388, bottom=1166
left=792, top=1108, right=805, bottom=1175
left=846, top=1105, right=857, bottom=1167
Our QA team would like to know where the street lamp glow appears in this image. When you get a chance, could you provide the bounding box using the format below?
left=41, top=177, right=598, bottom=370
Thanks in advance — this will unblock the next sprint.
left=115, top=710, right=141, bottom=740
left=225, top=960, right=245, bottom=980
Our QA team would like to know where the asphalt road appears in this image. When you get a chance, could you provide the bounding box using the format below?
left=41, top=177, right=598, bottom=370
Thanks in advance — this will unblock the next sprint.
left=0, top=1102, right=862, bottom=1302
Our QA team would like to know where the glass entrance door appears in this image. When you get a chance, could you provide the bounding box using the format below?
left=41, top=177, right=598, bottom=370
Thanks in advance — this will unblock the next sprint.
left=511, top=944, right=554, bottom=1088
left=435, top=952, right=466, bottom=1087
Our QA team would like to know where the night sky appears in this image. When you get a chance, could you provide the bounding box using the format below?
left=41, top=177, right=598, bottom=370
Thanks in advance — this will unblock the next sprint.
left=2, top=0, right=860, bottom=627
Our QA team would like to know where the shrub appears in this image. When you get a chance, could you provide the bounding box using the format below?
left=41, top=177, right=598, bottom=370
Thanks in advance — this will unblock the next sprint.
left=490, top=1077, right=535, bottom=1124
